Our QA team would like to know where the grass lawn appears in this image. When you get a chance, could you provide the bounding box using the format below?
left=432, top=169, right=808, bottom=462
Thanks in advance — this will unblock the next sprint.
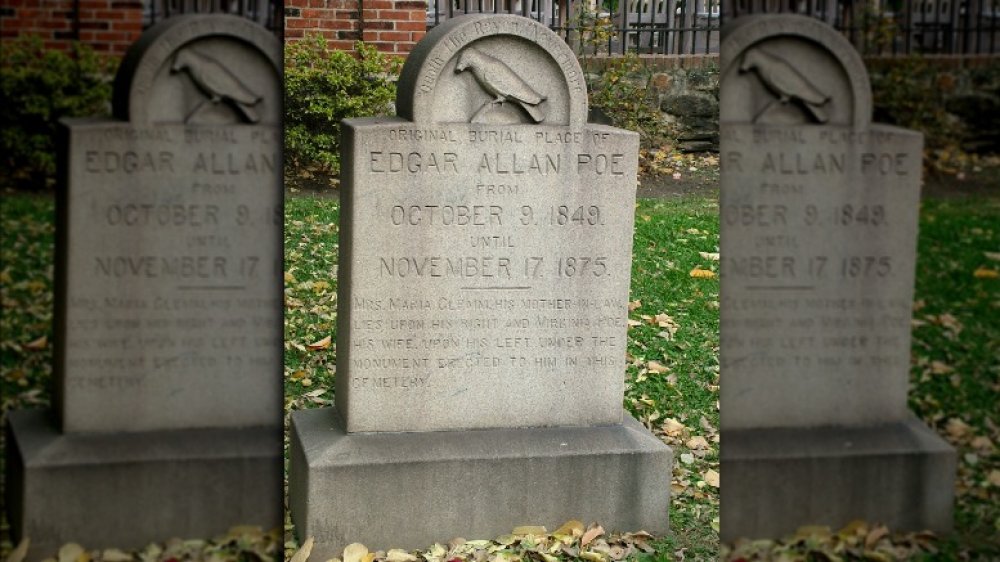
left=1, top=190, right=996, bottom=561
left=282, top=193, right=722, bottom=559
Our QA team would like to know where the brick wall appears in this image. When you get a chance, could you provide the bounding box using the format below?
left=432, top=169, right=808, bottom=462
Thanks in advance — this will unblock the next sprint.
left=1, top=0, right=144, bottom=55
left=284, top=0, right=427, bottom=55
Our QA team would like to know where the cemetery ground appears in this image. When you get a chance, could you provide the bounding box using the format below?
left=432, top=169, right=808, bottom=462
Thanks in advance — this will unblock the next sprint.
left=1, top=167, right=998, bottom=560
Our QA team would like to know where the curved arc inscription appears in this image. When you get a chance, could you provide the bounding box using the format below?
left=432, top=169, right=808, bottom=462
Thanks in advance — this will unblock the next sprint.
left=397, top=14, right=588, bottom=127
left=113, top=14, right=282, bottom=124
left=720, top=14, right=871, bottom=129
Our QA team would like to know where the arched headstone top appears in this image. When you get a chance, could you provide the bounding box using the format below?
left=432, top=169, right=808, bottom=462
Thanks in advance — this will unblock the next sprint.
left=720, top=14, right=872, bottom=130
left=397, top=14, right=588, bottom=128
left=113, top=14, right=282, bottom=125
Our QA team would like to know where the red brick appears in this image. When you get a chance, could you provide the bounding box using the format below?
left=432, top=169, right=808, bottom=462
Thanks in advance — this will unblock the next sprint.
left=377, top=9, right=409, bottom=20
left=319, top=18, right=353, bottom=29
left=378, top=30, right=410, bottom=41
left=395, top=20, right=425, bottom=31
left=286, top=17, right=318, bottom=28
left=285, top=28, right=306, bottom=38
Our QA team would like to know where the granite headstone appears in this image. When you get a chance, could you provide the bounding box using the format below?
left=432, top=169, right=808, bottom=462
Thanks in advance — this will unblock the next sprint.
left=718, top=14, right=956, bottom=541
left=289, top=14, right=672, bottom=558
left=5, top=15, right=283, bottom=556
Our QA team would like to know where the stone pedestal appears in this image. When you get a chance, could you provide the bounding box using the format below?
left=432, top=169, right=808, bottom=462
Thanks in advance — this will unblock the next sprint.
left=720, top=416, right=956, bottom=541
left=290, top=408, right=671, bottom=560
left=6, top=410, right=282, bottom=557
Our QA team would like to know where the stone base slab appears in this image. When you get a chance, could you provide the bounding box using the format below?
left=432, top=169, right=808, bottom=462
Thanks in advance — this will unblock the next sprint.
left=5, top=409, right=282, bottom=560
left=289, top=407, right=672, bottom=559
left=721, top=415, right=956, bottom=542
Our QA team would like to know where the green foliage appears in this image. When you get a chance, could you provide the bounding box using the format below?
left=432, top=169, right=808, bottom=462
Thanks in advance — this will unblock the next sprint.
left=869, top=57, right=963, bottom=152
left=588, top=54, right=671, bottom=147
left=0, top=35, right=116, bottom=189
left=284, top=37, right=402, bottom=177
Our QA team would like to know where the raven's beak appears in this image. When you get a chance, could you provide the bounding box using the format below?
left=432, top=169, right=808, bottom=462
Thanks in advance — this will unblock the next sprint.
left=738, top=52, right=752, bottom=73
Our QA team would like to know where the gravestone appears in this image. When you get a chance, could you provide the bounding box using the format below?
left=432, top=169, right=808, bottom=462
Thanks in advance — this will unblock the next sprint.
left=289, top=14, right=672, bottom=557
left=718, top=14, right=956, bottom=541
left=5, top=15, right=283, bottom=556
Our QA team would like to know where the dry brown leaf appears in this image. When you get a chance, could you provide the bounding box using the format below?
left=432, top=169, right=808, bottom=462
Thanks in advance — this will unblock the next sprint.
left=512, top=525, right=547, bottom=535
left=628, top=300, right=642, bottom=311
left=946, top=417, right=972, bottom=440
left=342, top=543, right=369, bottom=562
left=704, top=469, right=719, bottom=488
left=24, top=335, right=47, bottom=350
left=661, top=418, right=685, bottom=436
left=307, top=335, right=332, bottom=350
left=988, top=469, right=1000, bottom=487
left=291, top=537, right=315, bottom=562
left=581, top=524, right=605, bottom=547
left=99, top=550, right=132, bottom=562
left=686, top=436, right=709, bottom=450
left=57, top=544, right=86, bottom=562
left=553, top=520, right=585, bottom=539
left=973, top=266, right=999, bottom=279
left=386, top=551, right=417, bottom=562
left=6, top=538, right=30, bottom=562
left=865, top=525, right=889, bottom=549
left=689, top=267, right=715, bottom=279
left=647, top=361, right=669, bottom=374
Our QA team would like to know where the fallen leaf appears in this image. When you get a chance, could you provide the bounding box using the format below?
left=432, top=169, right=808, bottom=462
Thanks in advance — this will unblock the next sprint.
left=512, top=526, right=547, bottom=535
left=704, top=469, right=719, bottom=487
left=307, top=335, right=332, bottom=350
left=689, top=267, right=715, bottom=279
left=57, top=544, right=86, bottom=562
left=24, top=335, right=47, bottom=350
left=342, top=543, right=368, bottom=562
left=386, top=550, right=417, bottom=562
left=988, top=469, right=1000, bottom=487
left=973, top=266, right=999, bottom=279
left=100, top=550, right=132, bottom=562
left=7, top=538, right=29, bottom=562
left=698, top=252, right=720, bottom=261
left=553, top=520, right=585, bottom=539
left=686, top=436, right=709, bottom=450
left=581, top=524, right=604, bottom=547
left=865, top=525, right=889, bottom=549
left=291, top=537, right=315, bottom=562
left=647, top=361, right=669, bottom=374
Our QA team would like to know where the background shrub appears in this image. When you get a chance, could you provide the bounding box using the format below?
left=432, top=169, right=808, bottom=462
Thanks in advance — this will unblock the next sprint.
left=1, top=35, right=116, bottom=189
left=284, top=37, right=402, bottom=179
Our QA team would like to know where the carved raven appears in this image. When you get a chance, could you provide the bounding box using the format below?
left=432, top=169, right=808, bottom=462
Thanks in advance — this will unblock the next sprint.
left=740, top=47, right=831, bottom=124
left=171, top=49, right=263, bottom=124
left=455, top=48, right=547, bottom=124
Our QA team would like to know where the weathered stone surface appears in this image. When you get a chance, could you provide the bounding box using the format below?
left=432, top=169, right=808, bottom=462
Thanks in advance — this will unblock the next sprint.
left=6, top=410, right=282, bottom=561
left=720, top=416, right=956, bottom=541
left=661, top=93, right=718, bottom=118
left=5, top=14, right=284, bottom=552
left=290, top=407, right=671, bottom=560
left=335, top=119, right=638, bottom=434
left=335, top=16, right=638, bottom=434
left=720, top=123, right=921, bottom=429
left=55, top=14, right=283, bottom=433
left=719, top=14, right=955, bottom=539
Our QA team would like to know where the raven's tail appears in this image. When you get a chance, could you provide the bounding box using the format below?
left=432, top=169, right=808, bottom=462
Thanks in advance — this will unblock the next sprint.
left=519, top=100, right=547, bottom=123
